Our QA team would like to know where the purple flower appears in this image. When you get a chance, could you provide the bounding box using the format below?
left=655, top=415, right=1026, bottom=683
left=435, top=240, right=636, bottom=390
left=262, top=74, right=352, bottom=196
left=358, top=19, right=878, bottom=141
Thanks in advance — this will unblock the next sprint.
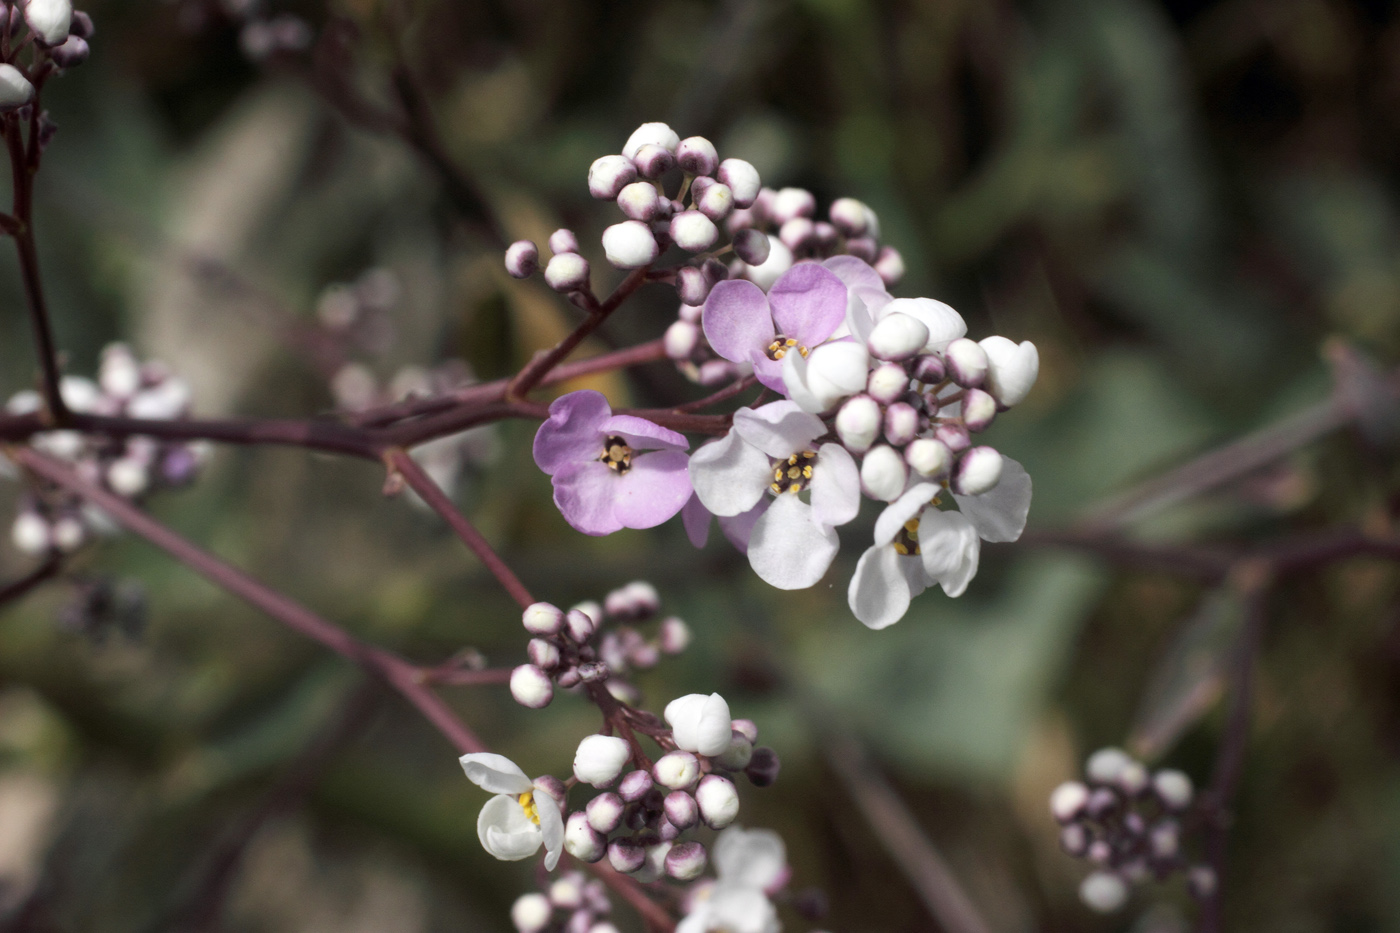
left=533, top=390, right=692, bottom=536
left=701, top=262, right=848, bottom=393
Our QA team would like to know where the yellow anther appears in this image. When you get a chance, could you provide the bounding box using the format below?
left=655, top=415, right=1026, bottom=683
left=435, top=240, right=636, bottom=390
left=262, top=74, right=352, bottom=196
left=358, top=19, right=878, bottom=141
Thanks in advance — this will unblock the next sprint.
left=893, top=542, right=910, bottom=556
left=518, top=791, right=541, bottom=826
left=770, top=483, right=782, bottom=493
left=802, top=466, right=813, bottom=479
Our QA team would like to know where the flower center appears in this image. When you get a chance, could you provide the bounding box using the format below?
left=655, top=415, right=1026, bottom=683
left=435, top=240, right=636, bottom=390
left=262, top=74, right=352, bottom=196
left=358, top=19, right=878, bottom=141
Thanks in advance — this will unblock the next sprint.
left=769, top=450, right=817, bottom=495
left=892, top=518, right=921, bottom=556
left=765, top=336, right=809, bottom=361
left=518, top=790, right=541, bottom=826
left=599, top=435, right=633, bottom=474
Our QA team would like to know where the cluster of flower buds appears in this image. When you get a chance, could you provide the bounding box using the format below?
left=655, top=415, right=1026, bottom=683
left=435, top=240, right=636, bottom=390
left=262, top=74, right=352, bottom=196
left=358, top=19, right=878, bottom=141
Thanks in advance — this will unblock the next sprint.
left=0, top=0, right=94, bottom=112
left=509, top=871, right=615, bottom=933
left=5, top=344, right=205, bottom=557
left=1051, top=748, right=1215, bottom=913
left=508, top=582, right=691, bottom=710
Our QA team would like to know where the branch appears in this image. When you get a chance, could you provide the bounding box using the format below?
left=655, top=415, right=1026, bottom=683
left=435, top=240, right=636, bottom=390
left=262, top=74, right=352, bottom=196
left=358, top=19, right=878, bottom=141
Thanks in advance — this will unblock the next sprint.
left=0, top=554, right=62, bottom=608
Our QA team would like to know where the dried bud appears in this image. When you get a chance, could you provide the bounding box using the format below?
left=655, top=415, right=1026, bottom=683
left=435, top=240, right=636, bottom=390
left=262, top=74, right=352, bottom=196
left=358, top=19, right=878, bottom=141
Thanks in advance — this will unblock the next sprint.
left=676, top=136, right=719, bottom=176
left=510, top=664, right=553, bottom=709
left=545, top=253, right=590, bottom=293
left=505, top=240, right=539, bottom=278
left=717, top=158, right=761, bottom=207
left=602, top=221, right=659, bottom=269
left=589, top=155, right=637, bottom=200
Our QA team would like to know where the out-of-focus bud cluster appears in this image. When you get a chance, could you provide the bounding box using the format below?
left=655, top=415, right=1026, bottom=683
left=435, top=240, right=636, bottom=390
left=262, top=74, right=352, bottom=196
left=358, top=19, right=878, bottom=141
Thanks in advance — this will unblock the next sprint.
left=1051, top=747, right=1213, bottom=913
left=4, top=344, right=206, bottom=557
left=0, top=0, right=93, bottom=139
left=509, top=872, right=615, bottom=933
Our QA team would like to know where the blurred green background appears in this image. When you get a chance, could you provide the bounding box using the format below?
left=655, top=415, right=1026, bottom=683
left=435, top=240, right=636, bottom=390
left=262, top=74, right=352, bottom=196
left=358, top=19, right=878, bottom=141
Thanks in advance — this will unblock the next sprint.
left=1, top=0, right=1399, bottom=930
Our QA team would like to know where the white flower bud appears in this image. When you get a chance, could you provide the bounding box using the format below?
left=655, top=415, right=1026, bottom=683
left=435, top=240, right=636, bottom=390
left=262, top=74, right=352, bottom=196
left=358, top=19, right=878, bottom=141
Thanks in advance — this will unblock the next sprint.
left=884, top=402, right=918, bottom=447
left=505, top=240, right=539, bottom=278
left=1153, top=769, right=1194, bottom=810
left=679, top=302, right=702, bottom=323
left=979, top=336, right=1039, bottom=407
left=741, top=235, right=792, bottom=290
left=565, top=811, right=607, bottom=863
left=653, top=751, right=700, bottom=790
left=50, top=34, right=88, bottom=68
left=617, top=181, right=661, bottom=221
left=11, top=512, right=50, bottom=555
left=905, top=438, right=953, bottom=478
left=618, top=768, right=653, bottom=801
left=717, top=158, right=761, bottom=207
left=565, top=606, right=597, bottom=642
left=659, top=616, right=691, bottom=654
left=60, top=376, right=100, bottom=414
left=1085, top=747, right=1134, bottom=785
left=99, top=344, right=142, bottom=398
left=544, top=253, right=590, bottom=292
left=861, top=445, right=908, bottom=502
left=633, top=143, right=676, bottom=179
left=715, top=732, right=754, bottom=771
left=574, top=734, right=631, bottom=787
left=1117, top=759, right=1149, bottom=796
left=867, top=313, right=929, bottom=362
left=588, top=155, right=637, bottom=200
left=1149, top=819, right=1179, bottom=859
left=731, top=718, right=759, bottom=743
left=527, top=638, right=561, bottom=670
left=623, top=122, right=680, bottom=159
left=607, top=838, right=646, bottom=874
left=669, top=211, right=718, bottom=252
left=961, top=388, right=997, bottom=432
left=1079, top=872, right=1128, bottom=913
left=695, top=774, right=740, bottom=829
left=665, top=841, right=708, bottom=880
left=107, top=457, right=149, bottom=497
left=828, top=197, right=868, bottom=237
left=695, top=182, right=733, bottom=222
left=731, top=228, right=770, bottom=266
left=676, top=266, right=711, bottom=306
left=523, top=602, right=565, bottom=635
left=866, top=362, right=908, bottom=406
left=944, top=338, right=988, bottom=388
left=549, top=228, right=580, bottom=255
left=875, top=246, right=905, bottom=286
left=24, top=0, right=71, bottom=45
left=511, top=893, right=553, bottom=933
left=548, top=876, right=583, bottom=910
left=1049, top=781, right=1090, bottom=823
left=50, top=515, right=85, bottom=552
left=510, top=664, right=554, bottom=709
left=953, top=446, right=1003, bottom=496
left=934, top=422, right=970, bottom=453
left=770, top=187, right=816, bottom=224
left=663, top=790, right=698, bottom=829
left=586, top=792, right=625, bottom=833
left=128, top=378, right=190, bottom=421
left=778, top=217, right=815, bottom=253
left=664, top=692, right=733, bottom=756
left=665, top=320, right=700, bottom=360
left=602, top=221, right=659, bottom=269
left=677, top=136, right=719, bottom=175
left=835, top=395, right=881, bottom=453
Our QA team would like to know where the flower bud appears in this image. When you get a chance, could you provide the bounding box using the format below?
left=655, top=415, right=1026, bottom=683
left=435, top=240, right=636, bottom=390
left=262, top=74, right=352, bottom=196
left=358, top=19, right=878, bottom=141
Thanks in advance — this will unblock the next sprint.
left=633, top=143, right=676, bottom=179
left=505, top=240, right=539, bottom=278
left=51, top=516, right=85, bottom=552
left=693, top=183, right=732, bottom=223
left=546, top=229, right=578, bottom=255
left=589, top=923, right=622, bottom=933
left=770, top=187, right=816, bottom=224
left=1087, top=838, right=1112, bottom=864
left=665, top=320, right=701, bottom=360
left=565, top=607, right=597, bottom=643
left=867, top=313, right=929, bottom=362
left=812, top=221, right=839, bottom=253
left=623, top=122, right=680, bottom=159
left=25, top=0, right=71, bottom=45
left=875, top=246, right=905, bottom=286
left=1079, top=872, right=1128, bottom=913
left=602, top=221, right=659, bottom=269
left=1085, top=747, right=1134, bottom=785
left=905, top=438, right=952, bottom=478
left=548, top=876, right=583, bottom=910
left=511, top=893, right=553, bottom=933
left=70, top=10, right=93, bottom=39
left=528, top=638, right=561, bottom=670
left=883, top=402, right=919, bottom=447
left=50, top=35, right=88, bottom=68
left=616, top=181, right=661, bottom=221
left=510, top=664, right=554, bottom=709
left=631, top=841, right=672, bottom=883
left=695, top=775, right=740, bottom=829
left=677, top=136, right=719, bottom=175
left=618, top=769, right=654, bottom=802
left=1085, top=787, right=1119, bottom=820
left=829, top=197, right=869, bottom=237
left=665, top=841, right=708, bottom=881
left=701, top=257, right=729, bottom=284
left=715, top=732, right=754, bottom=771
left=586, top=792, right=625, bottom=834
left=11, top=511, right=50, bottom=555
left=669, top=211, right=719, bottom=253
left=665, top=692, right=733, bottom=756
left=545, top=253, right=590, bottom=293
left=953, top=446, right=1003, bottom=496
left=0, top=65, right=35, bottom=111
left=912, top=354, right=946, bottom=385
left=656, top=818, right=681, bottom=842
left=778, top=217, right=815, bottom=253
left=1117, top=759, right=1149, bottom=796
left=1188, top=866, right=1218, bottom=899
left=574, top=734, right=631, bottom=787
left=845, top=236, right=878, bottom=262
left=979, top=336, right=1039, bottom=407
left=1149, top=819, right=1179, bottom=859
left=679, top=302, right=702, bottom=323
left=835, top=395, right=881, bottom=454
left=731, top=228, right=770, bottom=266
left=653, top=751, right=700, bottom=790
left=107, top=457, right=149, bottom=497
left=745, top=747, right=780, bottom=787
left=663, top=790, right=698, bottom=830
left=934, top=422, right=970, bottom=454
left=944, top=338, right=988, bottom=388
left=589, top=155, right=637, bottom=199
left=961, top=388, right=997, bottom=433
left=1059, top=823, right=1089, bottom=856
left=861, top=445, right=907, bottom=502
left=730, top=718, right=759, bottom=743
left=607, top=838, right=645, bottom=874
left=556, top=667, right=582, bottom=689
left=866, top=363, right=908, bottom=406
left=1153, top=769, right=1194, bottom=810
left=523, top=602, right=565, bottom=635
left=717, top=158, right=761, bottom=207
left=740, top=236, right=792, bottom=291
left=658, top=616, right=691, bottom=654
left=1050, top=781, right=1090, bottom=823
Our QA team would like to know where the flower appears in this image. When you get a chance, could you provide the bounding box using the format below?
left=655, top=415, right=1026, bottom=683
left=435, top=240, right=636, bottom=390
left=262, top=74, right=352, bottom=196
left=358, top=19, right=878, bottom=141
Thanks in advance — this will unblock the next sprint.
left=677, top=826, right=788, bottom=933
left=533, top=390, right=692, bottom=536
left=665, top=693, right=733, bottom=757
left=459, top=753, right=564, bottom=870
left=688, top=401, right=860, bottom=589
left=701, top=263, right=848, bottom=394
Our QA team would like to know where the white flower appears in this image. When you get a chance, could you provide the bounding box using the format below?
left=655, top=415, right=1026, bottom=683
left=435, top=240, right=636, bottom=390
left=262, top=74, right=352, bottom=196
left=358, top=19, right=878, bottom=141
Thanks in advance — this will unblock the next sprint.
left=677, top=826, right=787, bottom=933
left=781, top=340, right=870, bottom=414
left=573, top=734, right=630, bottom=787
left=979, top=336, right=1039, bottom=407
left=665, top=693, right=733, bottom=757
left=459, top=753, right=563, bottom=870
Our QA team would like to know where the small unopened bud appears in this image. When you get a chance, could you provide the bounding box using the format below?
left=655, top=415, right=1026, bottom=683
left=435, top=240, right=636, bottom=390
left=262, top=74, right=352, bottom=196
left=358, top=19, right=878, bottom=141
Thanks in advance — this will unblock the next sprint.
left=11, top=512, right=50, bottom=555
left=1153, top=769, right=1194, bottom=810
left=867, top=313, right=929, bottom=362
left=1087, top=838, right=1113, bottom=864
left=961, top=388, right=997, bottom=433
left=623, top=122, right=680, bottom=159
left=25, top=0, right=71, bottom=45
left=633, top=143, right=675, bottom=179
left=607, top=838, right=646, bottom=874
left=665, top=841, right=708, bottom=880
left=731, top=228, right=770, bottom=266
left=1059, top=823, right=1089, bottom=856
left=0, top=65, right=35, bottom=111
left=505, top=240, right=539, bottom=278
left=905, top=438, right=952, bottom=478
left=717, top=159, right=761, bottom=207
left=586, top=792, right=625, bottom=834
left=545, top=253, right=590, bottom=293
left=528, top=638, right=561, bottom=670
left=547, top=229, right=578, bottom=255
left=695, top=775, right=740, bottom=829
left=676, top=136, right=719, bottom=176
left=556, top=667, right=582, bottom=689
left=510, top=664, right=553, bottom=709
left=1079, top=872, right=1128, bottom=913
left=670, top=211, right=719, bottom=253
left=1050, top=781, right=1090, bottom=823
left=912, top=354, right=946, bottom=385
left=653, top=751, right=700, bottom=790
left=874, top=246, right=905, bottom=286
left=778, top=217, right=815, bottom=253
left=565, top=607, right=597, bottom=643
left=771, top=187, right=816, bottom=224
left=812, top=221, right=839, bottom=253
left=934, top=422, right=970, bottom=454
left=1085, top=787, right=1119, bottom=820
left=574, top=734, right=631, bottom=787
left=829, top=197, right=868, bottom=237
left=511, top=893, right=553, bottom=933
left=70, top=10, right=93, bottom=39
left=665, top=320, right=701, bottom=360
left=618, top=769, right=654, bottom=802
left=695, top=182, right=733, bottom=222
left=745, top=746, right=780, bottom=787
left=99, top=344, right=141, bottom=397
left=1187, top=866, right=1218, bottom=899
left=1085, top=747, right=1134, bottom=785
left=107, top=457, right=149, bottom=497
left=944, top=338, right=988, bottom=388
left=884, top=402, right=919, bottom=447
left=523, top=602, right=565, bottom=635
left=861, top=445, right=908, bottom=502
left=658, top=616, right=691, bottom=654
left=663, top=790, right=698, bottom=830
left=730, top=719, right=759, bottom=743
left=602, top=221, right=659, bottom=269
left=716, top=732, right=754, bottom=771
left=548, top=876, right=583, bottom=910
left=1149, top=819, right=1179, bottom=859
left=1117, top=759, right=1149, bottom=796
left=866, top=362, right=909, bottom=406
left=953, top=446, right=1003, bottom=496
left=51, top=516, right=85, bottom=553
left=616, top=181, right=661, bottom=221
left=845, top=236, right=878, bottom=262
left=589, top=155, right=637, bottom=200
left=702, top=257, right=730, bottom=284
left=835, top=395, right=881, bottom=453
left=50, top=35, right=89, bottom=68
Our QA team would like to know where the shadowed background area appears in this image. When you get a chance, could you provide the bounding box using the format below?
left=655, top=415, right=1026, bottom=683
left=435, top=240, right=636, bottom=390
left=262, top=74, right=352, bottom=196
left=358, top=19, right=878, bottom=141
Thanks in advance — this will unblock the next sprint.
left=1, top=0, right=1399, bottom=930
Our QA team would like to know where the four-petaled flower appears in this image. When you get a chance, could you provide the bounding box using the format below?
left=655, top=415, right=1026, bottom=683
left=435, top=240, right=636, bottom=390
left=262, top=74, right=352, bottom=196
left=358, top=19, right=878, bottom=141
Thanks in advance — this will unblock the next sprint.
left=533, top=390, right=692, bottom=536
left=677, top=825, right=788, bottom=933
left=460, top=752, right=564, bottom=870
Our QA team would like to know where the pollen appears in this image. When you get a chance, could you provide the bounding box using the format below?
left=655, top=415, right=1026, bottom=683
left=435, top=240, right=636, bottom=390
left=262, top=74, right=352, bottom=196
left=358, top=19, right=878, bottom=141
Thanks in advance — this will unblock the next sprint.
left=770, top=450, right=818, bottom=495
left=518, top=790, right=541, bottom=826
left=599, top=435, right=633, bottom=474
left=765, top=337, right=809, bottom=361
left=892, top=517, right=922, bottom=556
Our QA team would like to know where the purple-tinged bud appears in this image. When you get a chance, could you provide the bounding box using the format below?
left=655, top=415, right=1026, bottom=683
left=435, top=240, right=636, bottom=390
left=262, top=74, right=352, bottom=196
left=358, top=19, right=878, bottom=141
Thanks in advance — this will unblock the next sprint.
left=745, top=746, right=780, bottom=787
left=586, top=792, right=625, bottom=834
left=512, top=892, right=552, bottom=933
left=602, top=221, right=659, bottom=269
left=510, top=664, right=553, bottom=709
left=629, top=642, right=660, bottom=669
left=24, top=0, right=70, bottom=44
left=861, top=445, right=908, bottom=502
left=812, top=221, right=839, bottom=253
left=505, top=240, right=539, bottom=278
left=695, top=182, right=734, bottom=221
left=555, top=666, right=582, bottom=688
left=566, top=607, right=597, bottom=643
left=535, top=775, right=567, bottom=805
left=717, top=159, right=761, bottom=208
left=1188, top=866, right=1218, bottom=899
left=835, top=395, right=881, bottom=453
left=912, top=353, right=946, bottom=385
left=866, top=363, right=909, bottom=406
left=1086, top=747, right=1134, bottom=784
left=623, top=122, right=680, bottom=158
left=677, top=136, right=719, bottom=175
left=653, top=751, right=700, bottom=790
left=961, top=388, right=997, bottom=432
left=884, top=402, right=919, bottom=447
left=934, top=422, right=970, bottom=454
left=523, top=601, right=565, bottom=635
left=829, top=197, right=869, bottom=237
left=623, top=803, right=649, bottom=832
left=633, top=143, right=675, bottom=179
left=528, top=638, right=561, bottom=670
left=1149, top=819, right=1179, bottom=859
left=0, top=65, right=35, bottom=111
left=1153, top=769, right=1193, bottom=810
left=665, top=841, right=708, bottom=880
left=654, top=197, right=676, bottom=220
left=1086, top=839, right=1113, bottom=865
left=1059, top=823, right=1089, bottom=856
left=632, top=841, right=672, bottom=884
left=726, top=207, right=758, bottom=232
left=50, top=35, right=89, bottom=68
left=663, top=790, right=698, bottom=829
left=867, top=313, right=929, bottom=362
left=750, top=187, right=778, bottom=221
left=770, top=187, right=816, bottom=224
left=702, top=257, right=730, bottom=284
left=778, top=217, right=815, bottom=253
left=617, top=181, right=661, bottom=221
left=670, top=211, right=719, bottom=253
left=589, top=155, right=637, bottom=199
left=577, top=661, right=610, bottom=683
left=599, top=631, right=627, bottom=672
left=1117, top=759, right=1150, bottom=796
left=695, top=360, right=733, bottom=384
left=1085, top=787, right=1119, bottom=820
left=658, top=616, right=691, bottom=654
left=731, top=719, right=759, bottom=743
left=953, top=446, right=1003, bottom=496
left=665, top=320, right=700, bottom=360
left=944, top=338, right=988, bottom=388
left=845, top=236, right=878, bottom=262
left=905, top=438, right=952, bottom=479
left=70, top=10, right=93, bottom=39
left=545, top=253, right=590, bottom=293
left=715, top=732, right=754, bottom=771
left=618, top=769, right=654, bottom=803
left=548, top=876, right=583, bottom=910
left=732, top=228, right=770, bottom=266
left=1080, top=872, right=1128, bottom=913
left=655, top=818, right=681, bottom=842
left=574, top=734, right=631, bottom=787
left=695, top=775, right=740, bottom=829
left=1050, top=781, right=1090, bottom=823
left=679, top=302, right=702, bottom=323
left=875, top=246, right=905, bottom=286
left=607, top=838, right=645, bottom=874
left=690, top=175, right=715, bottom=201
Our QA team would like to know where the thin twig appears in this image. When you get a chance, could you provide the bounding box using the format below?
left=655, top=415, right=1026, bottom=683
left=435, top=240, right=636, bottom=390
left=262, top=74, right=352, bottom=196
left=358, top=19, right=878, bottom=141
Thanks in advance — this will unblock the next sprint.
left=0, top=554, right=62, bottom=607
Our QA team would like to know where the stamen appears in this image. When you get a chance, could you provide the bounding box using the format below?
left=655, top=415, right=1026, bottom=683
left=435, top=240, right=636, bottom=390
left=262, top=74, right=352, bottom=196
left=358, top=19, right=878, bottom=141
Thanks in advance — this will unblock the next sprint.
left=598, top=435, right=634, bottom=474
left=769, top=450, right=819, bottom=495
left=765, top=336, right=810, bottom=361
left=893, top=517, right=922, bottom=556
left=518, top=790, right=541, bottom=825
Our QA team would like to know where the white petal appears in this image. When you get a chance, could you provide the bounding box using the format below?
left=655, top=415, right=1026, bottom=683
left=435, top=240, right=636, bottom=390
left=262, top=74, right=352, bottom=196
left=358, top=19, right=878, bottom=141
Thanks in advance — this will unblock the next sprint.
left=882, top=297, right=966, bottom=350
left=780, top=350, right=824, bottom=413
left=534, top=784, right=565, bottom=870
left=873, top=483, right=940, bottom=546
left=711, top=885, right=780, bottom=933
left=746, top=494, right=839, bottom=590
left=688, top=432, right=771, bottom=517
left=732, top=402, right=825, bottom=459
left=696, top=693, right=734, bottom=757
left=460, top=753, right=534, bottom=794
left=478, top=795, right=543, bottom=861
left=713, top=826, right=788, bottom=891
left=918, top=508, right=981, bottom=598
left=803, top=341, right=870, bottom=411
left=848, top=545, right=915, bottom=630
left=810, top=444, right=861, bottom=527
left=952, top=457, right=1031, bottom=543
left=665, top=694, right=709, bottom=752
left=979, top=336, right=1039, bottom=407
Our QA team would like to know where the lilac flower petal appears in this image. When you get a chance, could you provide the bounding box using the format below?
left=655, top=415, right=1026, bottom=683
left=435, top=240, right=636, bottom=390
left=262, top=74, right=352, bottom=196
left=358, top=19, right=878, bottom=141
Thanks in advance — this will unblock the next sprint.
left=810, top=443, right=860, bottom=527
left=551, top=461, right=625, bottom=536
left=703, top=279, right=774, bottom=364
left=732, top=401, right=825, bottom=460
left=533, top=390, right=610, bottom=476
left=747, top=494, right=839, bottom=590
left=767, top=263, right=848, bottom=347
left=848, top=544, right=914, bottom=630
left=718, top=498, right=768, bottom=554
left=823, top=255, right=886, bottom=294
left=749, top=351, right=788, bottom=395
left=599, top=414, right=689, bottom=451
left=613, top=450, right=693, bottom=529
left=689, top=431, right=772, bottom=517
left=952, top=457, right=1031, bottom=543
left=681, top=493, right=711, bottom=548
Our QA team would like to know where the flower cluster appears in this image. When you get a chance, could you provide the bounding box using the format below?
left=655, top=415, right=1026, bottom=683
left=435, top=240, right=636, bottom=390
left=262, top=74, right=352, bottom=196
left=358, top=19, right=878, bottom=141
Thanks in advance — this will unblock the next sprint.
left=1051, top=748, right=1216, bottom=913
left=5, top=344, right=205, bottom=556
left=509, top=871, right=616, bottom=933
left=0, top=0, right=93, bottom=110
